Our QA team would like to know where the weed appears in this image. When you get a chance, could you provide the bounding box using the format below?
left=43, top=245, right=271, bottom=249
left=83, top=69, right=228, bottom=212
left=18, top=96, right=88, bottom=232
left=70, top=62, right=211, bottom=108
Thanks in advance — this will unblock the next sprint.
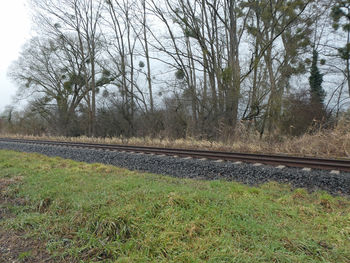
left=18, top=251, right=32, bottom=261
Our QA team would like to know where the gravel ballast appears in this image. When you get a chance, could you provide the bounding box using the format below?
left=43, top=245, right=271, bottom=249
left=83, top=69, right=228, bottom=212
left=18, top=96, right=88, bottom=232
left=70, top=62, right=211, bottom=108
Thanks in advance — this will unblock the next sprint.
left=1, top=141, right=350, bottom=195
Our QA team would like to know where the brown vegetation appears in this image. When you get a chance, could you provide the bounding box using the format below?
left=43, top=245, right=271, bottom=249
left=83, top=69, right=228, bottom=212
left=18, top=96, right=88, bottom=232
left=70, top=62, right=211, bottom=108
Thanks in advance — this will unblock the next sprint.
left=1, top=0, right=349, bottom=161
left=2, top=119, right=350, bottom=159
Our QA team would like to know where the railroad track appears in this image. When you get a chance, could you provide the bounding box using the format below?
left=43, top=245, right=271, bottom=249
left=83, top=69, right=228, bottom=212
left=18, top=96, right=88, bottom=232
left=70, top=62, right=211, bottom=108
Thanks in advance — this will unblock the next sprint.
left=1, top=138, right=350, bottom=172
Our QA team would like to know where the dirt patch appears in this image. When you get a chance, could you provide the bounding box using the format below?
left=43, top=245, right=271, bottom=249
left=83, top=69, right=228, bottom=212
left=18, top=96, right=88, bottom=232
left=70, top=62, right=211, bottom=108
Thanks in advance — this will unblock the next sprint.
left=0, top=177, right=23, bottom=192
left=0, top=177, right=25, bottom=220
left=0, top=231, right=53, bottom=263
left=0, top=177, right=53, bottom=263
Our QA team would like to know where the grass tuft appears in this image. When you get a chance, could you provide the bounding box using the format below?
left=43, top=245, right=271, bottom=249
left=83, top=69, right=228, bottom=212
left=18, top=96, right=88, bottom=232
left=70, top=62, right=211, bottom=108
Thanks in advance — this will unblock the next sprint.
left=89, top=213, right=136, bottom=242
left=37, top=198, right=52, bottom=213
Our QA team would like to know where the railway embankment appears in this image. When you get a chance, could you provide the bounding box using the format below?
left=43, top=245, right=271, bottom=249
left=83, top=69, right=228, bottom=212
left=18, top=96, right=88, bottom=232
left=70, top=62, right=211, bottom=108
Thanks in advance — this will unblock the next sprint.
left=1, top=141, right=350, bottom=196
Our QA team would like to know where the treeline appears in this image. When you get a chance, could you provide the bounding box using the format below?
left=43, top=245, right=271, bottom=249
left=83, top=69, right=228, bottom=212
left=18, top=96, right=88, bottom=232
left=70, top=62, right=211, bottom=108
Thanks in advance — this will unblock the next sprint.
left=1, top=0, right=350, bottom=140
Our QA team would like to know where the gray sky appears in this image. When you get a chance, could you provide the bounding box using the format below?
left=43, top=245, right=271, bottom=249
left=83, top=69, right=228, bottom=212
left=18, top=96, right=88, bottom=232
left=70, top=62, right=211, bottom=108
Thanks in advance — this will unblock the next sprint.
left=0, top=0, right=31, bottom=111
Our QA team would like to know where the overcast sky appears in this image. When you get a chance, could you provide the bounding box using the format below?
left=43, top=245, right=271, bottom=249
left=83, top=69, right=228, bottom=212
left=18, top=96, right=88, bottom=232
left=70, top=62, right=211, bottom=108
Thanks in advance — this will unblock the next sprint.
left=0, top=1, right=31, bottom=111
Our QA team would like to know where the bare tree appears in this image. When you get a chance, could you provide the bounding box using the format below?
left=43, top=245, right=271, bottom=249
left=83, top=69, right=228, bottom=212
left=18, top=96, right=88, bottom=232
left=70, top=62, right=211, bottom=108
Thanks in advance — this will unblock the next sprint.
left=31, top=0, right=104, bottom=136
left=9, top=36, right=89, bottom=135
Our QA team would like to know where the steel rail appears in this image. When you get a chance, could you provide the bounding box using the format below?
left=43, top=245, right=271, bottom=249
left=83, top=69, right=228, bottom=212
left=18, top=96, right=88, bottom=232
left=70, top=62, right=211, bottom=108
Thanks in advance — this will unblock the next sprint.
left=1, top=138, right=350, bottom=172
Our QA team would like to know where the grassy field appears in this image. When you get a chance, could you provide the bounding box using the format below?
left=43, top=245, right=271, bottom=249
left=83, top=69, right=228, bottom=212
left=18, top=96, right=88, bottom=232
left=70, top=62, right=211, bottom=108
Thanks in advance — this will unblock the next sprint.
left=0, top=150, right=350, bottom=262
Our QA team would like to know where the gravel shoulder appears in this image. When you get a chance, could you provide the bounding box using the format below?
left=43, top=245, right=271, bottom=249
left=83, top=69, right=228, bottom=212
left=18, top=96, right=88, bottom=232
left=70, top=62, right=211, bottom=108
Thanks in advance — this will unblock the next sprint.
left=1, top=141, right=350, bottom=196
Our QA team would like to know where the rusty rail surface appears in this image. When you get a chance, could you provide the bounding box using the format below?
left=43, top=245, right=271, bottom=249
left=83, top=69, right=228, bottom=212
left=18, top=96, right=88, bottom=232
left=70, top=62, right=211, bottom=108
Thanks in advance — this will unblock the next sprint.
left=1, top=138, right=350, bottom=172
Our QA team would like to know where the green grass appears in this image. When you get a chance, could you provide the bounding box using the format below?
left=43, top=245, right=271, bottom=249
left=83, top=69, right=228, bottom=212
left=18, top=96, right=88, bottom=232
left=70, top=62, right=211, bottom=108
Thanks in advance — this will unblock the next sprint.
left=0, top=150, right=349, bottom=262
left=18, top=251, right=33, bottom=261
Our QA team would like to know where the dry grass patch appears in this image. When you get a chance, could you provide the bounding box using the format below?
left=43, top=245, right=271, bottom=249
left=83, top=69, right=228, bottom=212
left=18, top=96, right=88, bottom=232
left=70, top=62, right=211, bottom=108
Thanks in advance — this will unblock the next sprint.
left=2, top=120, right=350, bottom=159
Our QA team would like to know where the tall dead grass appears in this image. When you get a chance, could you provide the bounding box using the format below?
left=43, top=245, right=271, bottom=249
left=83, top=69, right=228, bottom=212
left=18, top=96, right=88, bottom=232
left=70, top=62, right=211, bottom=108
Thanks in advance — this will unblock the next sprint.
left=2, top=119, right=350, bottom=159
